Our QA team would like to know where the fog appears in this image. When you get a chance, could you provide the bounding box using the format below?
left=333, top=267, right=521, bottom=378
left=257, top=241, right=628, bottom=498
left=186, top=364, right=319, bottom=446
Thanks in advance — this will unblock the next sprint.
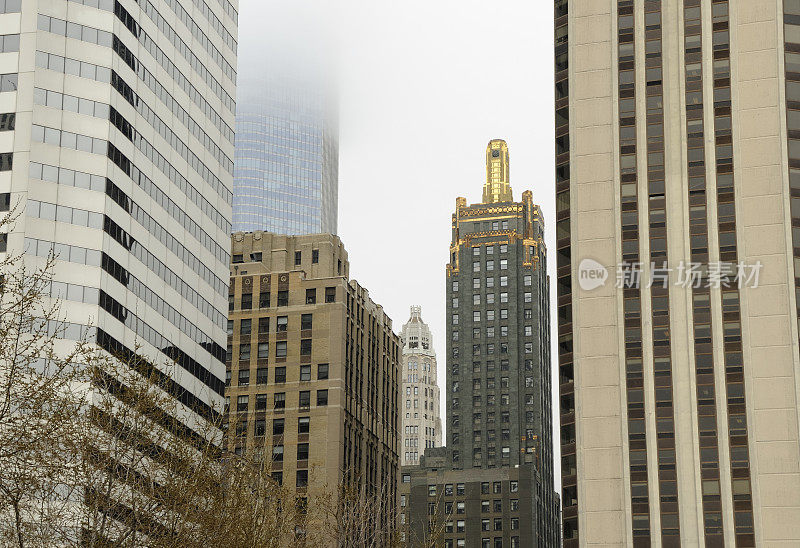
left=237, top=0, right=558, bottom=486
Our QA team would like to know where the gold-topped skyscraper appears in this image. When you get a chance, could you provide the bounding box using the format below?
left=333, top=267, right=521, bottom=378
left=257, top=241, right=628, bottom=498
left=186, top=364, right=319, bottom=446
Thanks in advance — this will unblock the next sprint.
left=482, top=139, right=513, bottom=203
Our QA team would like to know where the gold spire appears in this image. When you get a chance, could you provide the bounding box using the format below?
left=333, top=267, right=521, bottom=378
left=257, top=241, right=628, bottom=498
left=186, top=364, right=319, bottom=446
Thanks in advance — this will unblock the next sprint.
left=482, top=139, right=513, bottom=203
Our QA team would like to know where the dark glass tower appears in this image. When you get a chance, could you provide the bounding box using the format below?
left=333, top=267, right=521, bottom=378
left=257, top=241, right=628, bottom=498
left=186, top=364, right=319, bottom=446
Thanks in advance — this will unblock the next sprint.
left=445, top=139, right=558, bottom=539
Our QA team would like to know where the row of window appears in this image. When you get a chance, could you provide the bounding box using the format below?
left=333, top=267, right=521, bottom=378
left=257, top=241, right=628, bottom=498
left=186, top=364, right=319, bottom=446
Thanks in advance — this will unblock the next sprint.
left=451, top=359, right=535, bottom=376
left=113, top=2, right=234, bottom=114
left=454, top=325, right=534, bottom=341
left=115, top=80, right=232, bottom=186
left=230, top=286, right=336, bottom=310
left=452, top=292, right=533, bottom=308
left=98, top=290, right=226, bottom=390
left=228, top=363, right=329, bottom=386
left=232, top=390, right=328, bottom=411
left=31, top=160, right=228, bottom=275
left=452, top=308, right=533, bottom=325
left=453, top=274, right=533, bottom=292
left=102, top=214, right=226, bottom=329
left=112, top=23, right=235, bottom=152
left=454, top=342, right=535, bottom=357
left=230, top=338, right=313, bottom=362
left=136, top=0, right=236, bottom=82
left=108, top=103, right=230, bottom=217
left=452, top=412, right=537, bottom=428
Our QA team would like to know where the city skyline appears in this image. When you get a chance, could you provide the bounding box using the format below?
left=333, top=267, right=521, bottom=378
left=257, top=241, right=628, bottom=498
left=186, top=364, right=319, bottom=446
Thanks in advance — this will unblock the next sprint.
left=235, top=0, right=556, bottom=453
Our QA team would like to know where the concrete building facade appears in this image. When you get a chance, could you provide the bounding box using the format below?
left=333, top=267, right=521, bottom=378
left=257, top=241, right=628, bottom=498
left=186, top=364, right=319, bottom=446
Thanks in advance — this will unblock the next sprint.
left=557, top=0, right=800, bottom=546
left=226, top=231, right=399, bottom=536
left=399, top=305, right=442, bottom=466
left=0, top=0, right=236, bottom=488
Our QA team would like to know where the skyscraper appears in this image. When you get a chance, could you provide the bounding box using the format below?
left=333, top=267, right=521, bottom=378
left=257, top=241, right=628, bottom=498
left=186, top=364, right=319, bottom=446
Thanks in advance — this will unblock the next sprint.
left=227, top=231, right=399, bottom=540
left=557, top=1, right=800, bottom=545
left=399, top=305, right=442, bottom=466
left=233, top=73, right=338, bottom=235
left=3, top=0, right=234, bottom=467
left=400, top=138, right=559, bottom=546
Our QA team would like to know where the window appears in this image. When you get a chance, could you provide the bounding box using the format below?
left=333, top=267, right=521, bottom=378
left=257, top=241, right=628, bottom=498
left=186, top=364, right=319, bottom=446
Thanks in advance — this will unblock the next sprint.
left=500, top=259, right=508, bottom=270
left=298, top=416, right=310, bottom=434
left=474, top=311, right=481, bottom=322
left=487, top=260, right=494, bottom=271
left=452, top=281, right=459, bottom=292
left=325, top=287, right=336, bottom=302
left=473, top=261, right=480, bottom=272
left=256, top=394, right=267, bottom=410
left=473, top=294, right=481, bottom=305
left=473, top=247, right=480, bottom=256
left=254, top=419, right=266, bottom=436
left=227, top=319, right=233, bottom=335
left=239, top=344, right=250, bottom=360
left=236, top=395, right=248, bottom=412
left=524, top=292, right=532, bottom=303
left=500, top=292, right=508, bottom=303
left=300, top=365, right=311, bottom=381
left=500, top=244, right=507, bottom=253
left=456, top=501, right=465, bottom=514
left=402, top=474, right=411, bottom=483
left=428, top=485, right=437, bottom=497
left=275, top=367, right=286, bottom=383
left=294, top=251, right=301, bottom=265
left=523, top=274, right=532, bottom=286
left=473, top=278, right=480, bottom=289
left=510, top=481, right=518, bottom=493
left=277, top=316, right=288, bottom=332
left=299, top=391, right=311, bottom=408
left=306, top=288, right=316, bottom=304
left=481, top=500, right=490, bottom=512
left=257, top=367, right=268, bottom=384
left=274, top=392, right=285, bottom=409
left=500, top=276, right=508, bottom=287
left=312, top=249, right=319, bottom=263
left=257, top=342, right=269, bottom=359
left=486, top=277, right=494, bottom=288
left=276, top=341, right=287, bottom=358
left=301, top=313, right=313, bottom=330
left=272, top=444, right=284, bottom=462
left=273, top=418, right=285, bottom=435
left=259, top=317, right=269, bottom=333
left=277, top=290, right=288, bottom=306
left=317, top=389, right=328, bottom=406
left=296, top=469, right=308, bottom=487
left=301, top=339, right=312, bottom=355
left=493, top=481, right=501, bottom=494
left=238, top=369, right=249, bottom=386
left=297, top=443, right=309, bottom=460
left=259, top=290, right=270, bottom=308
left=456, top=520, right=465, bottom=533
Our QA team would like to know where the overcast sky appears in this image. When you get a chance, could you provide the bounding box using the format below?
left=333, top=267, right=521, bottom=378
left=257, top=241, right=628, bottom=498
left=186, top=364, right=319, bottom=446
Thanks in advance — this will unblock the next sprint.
left=237, top=0, right=557, bottom=483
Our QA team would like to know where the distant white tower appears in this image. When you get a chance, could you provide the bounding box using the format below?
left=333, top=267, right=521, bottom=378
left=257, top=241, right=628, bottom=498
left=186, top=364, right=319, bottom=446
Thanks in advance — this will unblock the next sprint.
left=399, top=306, right=442, bottom=466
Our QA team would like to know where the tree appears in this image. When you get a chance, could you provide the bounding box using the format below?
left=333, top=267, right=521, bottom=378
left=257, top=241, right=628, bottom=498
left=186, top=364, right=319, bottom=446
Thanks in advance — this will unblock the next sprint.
left=0, top=213, right=92, bottom=547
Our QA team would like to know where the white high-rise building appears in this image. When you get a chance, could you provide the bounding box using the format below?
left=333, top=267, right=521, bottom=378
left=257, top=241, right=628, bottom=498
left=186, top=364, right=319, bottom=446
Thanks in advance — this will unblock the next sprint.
left=1, top=0, right=236, bottom=445
left=399, top=305, right=442, bottom=466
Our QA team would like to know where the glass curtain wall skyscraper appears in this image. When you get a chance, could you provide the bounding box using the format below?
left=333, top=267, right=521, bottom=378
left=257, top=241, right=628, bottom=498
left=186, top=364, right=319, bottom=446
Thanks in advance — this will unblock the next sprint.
left=233, top=71, right=338, bottom=235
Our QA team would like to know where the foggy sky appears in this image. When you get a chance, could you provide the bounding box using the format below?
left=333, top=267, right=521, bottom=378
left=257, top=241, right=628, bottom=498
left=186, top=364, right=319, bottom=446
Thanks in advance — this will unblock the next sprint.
left=237, top=0, right=558, bottom=486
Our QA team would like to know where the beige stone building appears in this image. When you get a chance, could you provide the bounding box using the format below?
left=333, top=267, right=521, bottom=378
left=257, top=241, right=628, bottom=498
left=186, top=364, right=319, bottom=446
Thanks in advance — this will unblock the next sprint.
left=399, top=305, right=442, bottom=466
left=225, top=232, right=399, bottom=535
left=557, top=0, right=800, bottom=546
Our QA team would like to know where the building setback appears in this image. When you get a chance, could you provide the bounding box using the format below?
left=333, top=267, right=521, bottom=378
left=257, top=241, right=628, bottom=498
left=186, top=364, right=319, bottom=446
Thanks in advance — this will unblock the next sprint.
left=226, top=232, right=399, bottom=538
left=399, top=305, right=442, bottom=466
left=557, top=0, right=800, bottom=546
left=1, top=0, right=235, bottom=509
left=401, top=139, right=559, bottom=547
